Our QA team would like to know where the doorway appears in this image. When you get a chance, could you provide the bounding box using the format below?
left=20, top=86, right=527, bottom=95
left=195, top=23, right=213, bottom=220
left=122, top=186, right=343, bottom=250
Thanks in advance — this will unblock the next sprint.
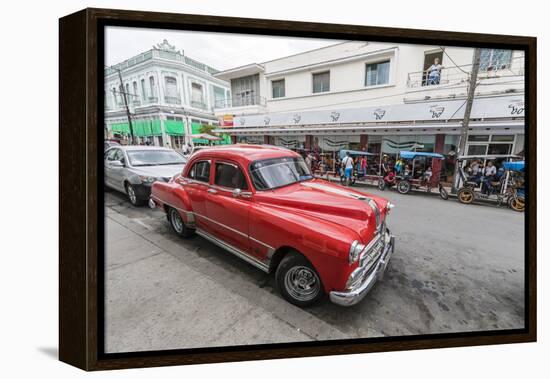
left=423, top=50, right=444, bottom=86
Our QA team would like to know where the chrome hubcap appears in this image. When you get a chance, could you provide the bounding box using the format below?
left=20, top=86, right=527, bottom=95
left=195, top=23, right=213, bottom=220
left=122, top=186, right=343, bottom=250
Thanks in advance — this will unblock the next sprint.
left=170, top=210, right=184, bottom=233
left=127, top=185, right=137, bottom=204
left=284, top=266, right=320, bottom=302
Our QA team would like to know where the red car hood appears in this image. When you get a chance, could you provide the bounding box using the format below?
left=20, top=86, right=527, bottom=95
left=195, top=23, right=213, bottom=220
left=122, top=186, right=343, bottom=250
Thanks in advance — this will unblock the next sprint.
left=254, top=179, right=388, bottom=243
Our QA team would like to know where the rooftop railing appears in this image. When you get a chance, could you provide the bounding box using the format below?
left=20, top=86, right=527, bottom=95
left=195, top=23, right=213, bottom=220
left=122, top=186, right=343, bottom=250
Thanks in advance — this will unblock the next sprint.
left=105, top=49, right=219, bottom=76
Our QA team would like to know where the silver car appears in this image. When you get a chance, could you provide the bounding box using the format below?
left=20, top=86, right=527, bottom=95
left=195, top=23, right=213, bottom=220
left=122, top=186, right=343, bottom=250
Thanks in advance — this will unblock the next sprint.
left=104, top=146, right=187, bottom=206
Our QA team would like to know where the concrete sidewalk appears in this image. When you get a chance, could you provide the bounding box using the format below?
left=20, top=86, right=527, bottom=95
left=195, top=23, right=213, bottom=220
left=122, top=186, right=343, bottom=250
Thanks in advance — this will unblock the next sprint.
left=105, top=207, right=348, bottom=353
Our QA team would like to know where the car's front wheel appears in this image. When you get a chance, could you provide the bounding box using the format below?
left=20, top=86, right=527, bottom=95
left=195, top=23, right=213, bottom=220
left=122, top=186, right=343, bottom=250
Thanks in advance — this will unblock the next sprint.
left=125, top=183, right=145, bottom=206
left=168, top=207, right=195, bottom=237
left=276, top=252, right=324, bottom=307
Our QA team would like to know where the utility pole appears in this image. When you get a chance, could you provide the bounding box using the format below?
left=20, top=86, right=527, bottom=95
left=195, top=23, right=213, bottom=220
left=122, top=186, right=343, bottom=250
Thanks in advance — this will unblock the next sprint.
left=115, top=67, right=136, bottom=145
left=452, top=48, right=481, bottom=193
left=183, top=108, right=194, bottom=154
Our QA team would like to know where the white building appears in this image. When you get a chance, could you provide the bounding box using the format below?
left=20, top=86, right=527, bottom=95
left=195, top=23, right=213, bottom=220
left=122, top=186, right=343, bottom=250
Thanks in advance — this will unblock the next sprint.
left=105, top=40, right=231, bottom=148
left=213, top=41, right=525, bottom=180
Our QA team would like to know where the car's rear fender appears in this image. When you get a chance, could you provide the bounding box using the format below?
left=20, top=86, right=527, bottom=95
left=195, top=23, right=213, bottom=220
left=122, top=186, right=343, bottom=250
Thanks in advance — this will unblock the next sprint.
left=151, top=181, right=194, bottom=225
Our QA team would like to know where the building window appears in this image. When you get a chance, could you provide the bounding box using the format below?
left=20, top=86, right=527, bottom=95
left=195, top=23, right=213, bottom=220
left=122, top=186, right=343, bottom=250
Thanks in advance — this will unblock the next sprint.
left=149, top=76, right=156, bottom=98
left=272, top=79, right=285, bottom=98
left=365, top=60, right=390, bottom=86
left=191, top=82, right=204, bottom=107
left=125, top=83, right=130, bottom=97
left=312, top=71, right=330, bottom=93
left=213, top=86, right=226, bottom=108
left=231, top=74, right=260, bottom=106
left=491, top=134, right=515, bottom=142
left=140, top=79, right=146, bottom=100
left=165, top=77, right=178, bottom=97
left=132, top=81, right=138, bottom=96
left=468, top=135, right=490, bottom=142
left=112, top=87, right=118, bottom=104
left=480, top=49, right=512, bottom=71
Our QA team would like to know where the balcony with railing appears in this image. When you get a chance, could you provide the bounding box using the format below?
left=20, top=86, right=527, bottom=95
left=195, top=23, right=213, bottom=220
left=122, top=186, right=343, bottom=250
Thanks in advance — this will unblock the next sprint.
left=406, top=55, right=525, bottom=90
left=214, top=95, right=266, bottom=109
left=164, top=95, right=182, bottom=105
left=190, top=100, right=208, bottom=110
left=143, top=96, right=159, bottom=105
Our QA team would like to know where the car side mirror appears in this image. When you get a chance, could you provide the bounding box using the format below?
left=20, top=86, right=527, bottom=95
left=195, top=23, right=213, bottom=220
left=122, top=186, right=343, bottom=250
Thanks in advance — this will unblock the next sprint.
left=110, top=160, right=124, bottom=167
left=232, top=188, right=242, bottom=198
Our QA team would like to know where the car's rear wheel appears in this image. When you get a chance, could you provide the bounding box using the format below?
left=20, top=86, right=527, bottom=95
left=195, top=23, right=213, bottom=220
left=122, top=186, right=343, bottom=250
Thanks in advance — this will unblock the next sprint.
left=276, top=252, right=324, bottom=307
left=168, top=207, right=194, bottom=237
left=125, top=183, right=144, bottom=206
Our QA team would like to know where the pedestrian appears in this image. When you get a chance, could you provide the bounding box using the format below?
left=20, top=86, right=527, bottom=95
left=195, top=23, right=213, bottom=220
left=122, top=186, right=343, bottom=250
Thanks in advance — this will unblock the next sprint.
left=482, top=161, right=497, bottom=194
left=426, top=57, right=443, bottom=85
left=342, top=151, right=354, bottom=186
left=359, top=156, right=367, bottom=176
left=305, top=153, right=312, bottom=173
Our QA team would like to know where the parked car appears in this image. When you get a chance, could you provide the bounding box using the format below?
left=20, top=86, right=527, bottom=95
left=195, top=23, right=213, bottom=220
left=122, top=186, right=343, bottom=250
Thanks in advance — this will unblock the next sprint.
left=104, top=146, right=187, bottom=206
left=104, top=140, right=121, bottom=150
left=150, top=145, right=395, bottom=307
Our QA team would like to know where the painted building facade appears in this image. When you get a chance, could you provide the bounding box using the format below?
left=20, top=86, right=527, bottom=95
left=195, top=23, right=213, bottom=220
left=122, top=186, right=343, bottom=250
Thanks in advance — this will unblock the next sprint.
left=213, top=41, right=525, bottom=181
left=105, top=40, right=232, bottom=148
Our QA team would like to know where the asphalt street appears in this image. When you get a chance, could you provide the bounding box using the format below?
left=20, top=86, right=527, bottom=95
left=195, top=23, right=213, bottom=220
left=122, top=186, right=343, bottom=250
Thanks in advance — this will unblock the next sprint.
left=104, top=184, right=525, bottom=353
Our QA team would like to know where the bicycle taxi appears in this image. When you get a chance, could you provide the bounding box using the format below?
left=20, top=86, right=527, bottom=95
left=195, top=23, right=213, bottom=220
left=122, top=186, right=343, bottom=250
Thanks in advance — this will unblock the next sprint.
left=379, top=150, right=449, bottom=200
left=455, top=154, right=525, bottom=211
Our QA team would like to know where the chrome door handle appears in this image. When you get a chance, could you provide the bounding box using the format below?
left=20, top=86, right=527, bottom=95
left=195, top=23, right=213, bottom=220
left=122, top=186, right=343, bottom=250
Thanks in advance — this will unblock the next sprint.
left=207, top=188, right=217, bottom=194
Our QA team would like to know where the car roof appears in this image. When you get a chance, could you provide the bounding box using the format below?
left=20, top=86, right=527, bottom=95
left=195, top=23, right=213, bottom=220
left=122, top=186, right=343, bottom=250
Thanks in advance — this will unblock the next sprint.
left=190, top=144, right=299, bottom=165
left=116, top=145, right=175, bottom=152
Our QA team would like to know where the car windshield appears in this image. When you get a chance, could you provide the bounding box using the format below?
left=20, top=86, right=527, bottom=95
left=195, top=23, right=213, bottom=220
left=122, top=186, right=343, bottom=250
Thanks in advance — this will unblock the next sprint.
left=126, top=150, right=186, bottom=167
left=250, top=156, right=312, bottom=190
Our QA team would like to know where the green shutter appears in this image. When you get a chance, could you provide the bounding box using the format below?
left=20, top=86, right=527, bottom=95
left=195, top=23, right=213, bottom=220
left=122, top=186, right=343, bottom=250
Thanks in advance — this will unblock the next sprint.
left=164, top=120, right=185, bottom=135
left=111, top=122, right=130, bottom=135
left=151, top=119, right=162, bottom=135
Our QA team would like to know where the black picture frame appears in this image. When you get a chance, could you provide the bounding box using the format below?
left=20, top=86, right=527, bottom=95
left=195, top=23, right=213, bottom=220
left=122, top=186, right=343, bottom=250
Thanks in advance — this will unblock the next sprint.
left=59, top=7, right=537, bottom=371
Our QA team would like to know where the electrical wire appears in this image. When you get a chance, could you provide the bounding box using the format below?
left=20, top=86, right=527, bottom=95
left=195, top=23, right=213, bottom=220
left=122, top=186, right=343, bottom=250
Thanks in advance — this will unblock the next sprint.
left=438, top=46, right=470, bottom=75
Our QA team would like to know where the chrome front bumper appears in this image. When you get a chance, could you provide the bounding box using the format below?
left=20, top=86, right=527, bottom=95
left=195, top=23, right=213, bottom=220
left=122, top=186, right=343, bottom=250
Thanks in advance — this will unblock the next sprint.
left=329, top=230, right=395, bottom=306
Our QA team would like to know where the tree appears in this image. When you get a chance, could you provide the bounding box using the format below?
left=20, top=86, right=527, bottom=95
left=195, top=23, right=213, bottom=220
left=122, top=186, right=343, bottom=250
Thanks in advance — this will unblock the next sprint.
left=199, top=123, right=217, bottom=136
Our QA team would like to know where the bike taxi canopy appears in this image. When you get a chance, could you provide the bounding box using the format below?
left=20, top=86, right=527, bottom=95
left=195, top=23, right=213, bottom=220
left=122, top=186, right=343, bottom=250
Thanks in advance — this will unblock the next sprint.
left=399, top=151, right=444, bottom=160
left=457, top=154, right=521, bottom=161
left=339, top=150, right=375, bottom=159
left=503, top=160, right=525, bottom=172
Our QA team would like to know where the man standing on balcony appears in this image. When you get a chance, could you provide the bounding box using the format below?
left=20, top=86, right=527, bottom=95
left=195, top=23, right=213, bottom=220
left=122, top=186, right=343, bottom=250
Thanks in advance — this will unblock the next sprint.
left=426, top=57, right=443, bottom=85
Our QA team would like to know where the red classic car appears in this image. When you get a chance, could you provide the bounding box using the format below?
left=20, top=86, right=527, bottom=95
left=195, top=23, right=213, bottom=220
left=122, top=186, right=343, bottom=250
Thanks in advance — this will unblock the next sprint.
left=149, top=145, right=395, bottom=307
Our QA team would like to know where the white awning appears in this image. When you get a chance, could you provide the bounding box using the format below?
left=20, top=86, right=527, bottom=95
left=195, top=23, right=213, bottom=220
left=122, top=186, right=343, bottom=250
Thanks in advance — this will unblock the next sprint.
left=232, top=95, right=525, bottom=128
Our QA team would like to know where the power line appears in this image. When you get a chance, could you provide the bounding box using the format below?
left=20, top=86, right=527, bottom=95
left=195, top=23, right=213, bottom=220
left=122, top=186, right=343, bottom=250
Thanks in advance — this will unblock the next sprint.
left=439, top=46, right=470, bottom=75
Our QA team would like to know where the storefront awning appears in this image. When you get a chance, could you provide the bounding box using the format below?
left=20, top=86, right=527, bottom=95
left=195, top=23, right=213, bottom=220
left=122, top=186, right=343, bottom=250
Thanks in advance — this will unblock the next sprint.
left=231, top=95, right=524, bottom=128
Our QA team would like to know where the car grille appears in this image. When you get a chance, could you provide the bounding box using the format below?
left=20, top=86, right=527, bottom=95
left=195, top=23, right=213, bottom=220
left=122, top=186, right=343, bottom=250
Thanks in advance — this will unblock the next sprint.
left=359, top=223, right=387, bottom=272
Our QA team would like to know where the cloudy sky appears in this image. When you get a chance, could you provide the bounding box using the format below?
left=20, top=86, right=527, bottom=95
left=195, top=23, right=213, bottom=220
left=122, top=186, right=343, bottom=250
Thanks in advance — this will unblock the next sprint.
left=105, top=26, right=342, bottom=70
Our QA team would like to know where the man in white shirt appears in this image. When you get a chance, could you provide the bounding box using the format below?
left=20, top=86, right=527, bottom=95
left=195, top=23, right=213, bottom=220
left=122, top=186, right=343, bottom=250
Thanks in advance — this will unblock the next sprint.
left=482, top=161, right=497, bottom=194
left=342, top=152, right=354, bottom=186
